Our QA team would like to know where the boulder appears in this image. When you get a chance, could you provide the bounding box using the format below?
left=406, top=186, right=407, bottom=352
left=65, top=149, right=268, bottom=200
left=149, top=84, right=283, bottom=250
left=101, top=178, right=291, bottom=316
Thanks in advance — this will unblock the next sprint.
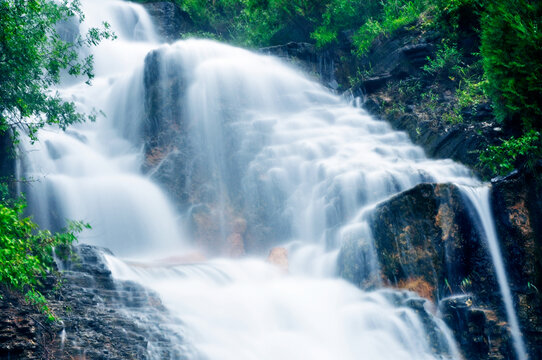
left=337, top=182, right=518, bottom=359
left=267, top=247, right=288, bottom=273
left=342, top=183, right=499, bottom=303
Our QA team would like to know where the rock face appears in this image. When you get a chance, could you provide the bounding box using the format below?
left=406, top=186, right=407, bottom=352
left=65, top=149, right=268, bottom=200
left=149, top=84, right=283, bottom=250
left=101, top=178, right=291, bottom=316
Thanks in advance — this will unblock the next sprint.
left=0, top=245, right=186, bottom=360
left=142, top=48, right=191, bottom=209
left=0, top=286, right=50, bottom=360
left=338, top=182, right=517, bottom=359
left=342, top=183, right=499, bottom=301
left=439, top=295, right=512, bottom=360
left=141, top=2, right=194, bottom=41
left=142, top=48, right=252, bottom=255
left=360, top=30, right=435, bottom=88
left=260, top=42, right=339, bottom=90
left=491, top=164, right=542, bottom=359
left=350, top=25, right=499, bottom=177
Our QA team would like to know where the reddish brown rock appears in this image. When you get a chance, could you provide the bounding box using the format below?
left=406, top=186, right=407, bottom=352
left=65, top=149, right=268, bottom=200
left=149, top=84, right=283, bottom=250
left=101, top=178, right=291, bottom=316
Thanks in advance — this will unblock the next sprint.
left=226, top=233, right=245, bottom=258
left=267, top=247, right=288, bottom=273
left=396, top=277, right=436, bottom=301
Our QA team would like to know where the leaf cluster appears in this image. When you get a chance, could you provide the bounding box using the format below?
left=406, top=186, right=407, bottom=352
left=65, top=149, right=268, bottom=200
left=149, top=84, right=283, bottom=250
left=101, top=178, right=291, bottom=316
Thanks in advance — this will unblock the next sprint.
left=0, top=187, right=89, bottom=319
left=479, top=130, right=542, bottom=176
left=0, top=0, right=115, bottom=143
left=480, top=0, right=542, bottom=131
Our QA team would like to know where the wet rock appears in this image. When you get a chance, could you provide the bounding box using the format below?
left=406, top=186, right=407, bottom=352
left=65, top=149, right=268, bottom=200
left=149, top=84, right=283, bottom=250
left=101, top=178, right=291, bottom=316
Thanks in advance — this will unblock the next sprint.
left=360, top=41, right=434, bottom=94
left=141, top=2, right=194, bottom=41
left=396, top=277, right=435, bottom=301
left=260, top=42, right=338, bottom=90
left=338, top=182, right=518, bottom=359
left=335, top=22, right=499, bottom=178
left=491, top=164, right=542, bottom=359
left=384, top=290, right=456, bottom=358
left=142, top=48, right=192, bottom=210
left=226, top=233, right=245, bottom=258
left=440, top=295, right=512, bottom=360
left=0, top=287, right=42, bottom=360
left=0, top=245, right=187, bottom=359
left=267, top=247, right=288, bottom=273
left=352, top=183, right=498, bottom=303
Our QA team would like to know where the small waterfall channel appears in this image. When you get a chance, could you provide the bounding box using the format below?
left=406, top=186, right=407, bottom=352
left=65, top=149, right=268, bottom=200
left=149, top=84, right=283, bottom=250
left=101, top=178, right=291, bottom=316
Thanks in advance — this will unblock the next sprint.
left=460, top=187, right=528, bottom=360
left=19, top=0, right=526, bottom=358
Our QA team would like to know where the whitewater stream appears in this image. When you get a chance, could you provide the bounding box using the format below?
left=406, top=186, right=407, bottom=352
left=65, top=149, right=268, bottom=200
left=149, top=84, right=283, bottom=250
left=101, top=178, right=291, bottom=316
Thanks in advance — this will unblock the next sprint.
left=19, top=0, right=527, bottom=359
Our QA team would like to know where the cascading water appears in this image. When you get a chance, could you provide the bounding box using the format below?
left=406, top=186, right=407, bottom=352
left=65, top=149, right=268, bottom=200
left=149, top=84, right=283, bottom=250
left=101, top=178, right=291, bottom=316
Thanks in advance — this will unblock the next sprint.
left=460, top=186, right=528, bottom=360
left=19, top=0, right=526, bottom=358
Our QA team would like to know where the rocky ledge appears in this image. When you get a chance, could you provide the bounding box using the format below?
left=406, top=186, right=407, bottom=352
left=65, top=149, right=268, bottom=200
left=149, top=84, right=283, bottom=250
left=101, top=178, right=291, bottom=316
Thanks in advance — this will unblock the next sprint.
left=338, top=165, right=542, bottom=359
left=0, top=245, right=186, bottom=360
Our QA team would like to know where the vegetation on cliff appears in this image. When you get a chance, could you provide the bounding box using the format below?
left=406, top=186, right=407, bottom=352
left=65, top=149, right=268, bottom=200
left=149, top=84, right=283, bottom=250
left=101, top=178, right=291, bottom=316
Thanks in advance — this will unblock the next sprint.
left=0, top=0, right=110, bottom=317
left=135, top=0, right=541, bottom=177
left=0, top=185, right=89, bottom=320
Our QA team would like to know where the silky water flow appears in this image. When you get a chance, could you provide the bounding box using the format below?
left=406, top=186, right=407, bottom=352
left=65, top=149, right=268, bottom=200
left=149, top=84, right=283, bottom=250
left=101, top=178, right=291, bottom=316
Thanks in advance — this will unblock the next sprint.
left=19, top=0, right=526, bottom=359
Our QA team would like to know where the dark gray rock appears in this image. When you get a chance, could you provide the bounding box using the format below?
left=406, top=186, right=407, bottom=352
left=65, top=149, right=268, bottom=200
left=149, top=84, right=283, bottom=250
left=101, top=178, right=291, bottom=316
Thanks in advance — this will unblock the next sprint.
left=491, top=164, right=542, bottom=359
left=334, top=22, right=499, bottom=178
left=142, top=48, right=192, bottom=209
left=382, top=290, right=458, bottom=358
left=440, top=295, right=512, bottom=360
left=0, top=245, right=188, bottom=359
left=141, top=2, right=194, bottom=41
left=360, top=41, right=434, bottom=93
left=260, top=42, right=338, bottom=90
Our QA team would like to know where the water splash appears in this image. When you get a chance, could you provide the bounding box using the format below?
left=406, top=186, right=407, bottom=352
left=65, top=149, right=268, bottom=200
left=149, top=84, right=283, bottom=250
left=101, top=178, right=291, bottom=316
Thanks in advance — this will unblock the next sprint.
left=106, top=255, right=460, bottom=360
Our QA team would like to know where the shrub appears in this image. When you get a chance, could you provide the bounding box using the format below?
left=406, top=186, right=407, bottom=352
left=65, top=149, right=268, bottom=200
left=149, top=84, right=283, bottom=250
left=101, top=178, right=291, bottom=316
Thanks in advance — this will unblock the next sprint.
left=480, top=0, right=542, bottom=130
left=0, top=188, right=88, bottom=320
left=479, top=130, right=542, bottom=176
left=353, top=0, right=427, bottom=57
left=423, top=43, right=463, bottom=80
left=311, top=0, right=381, bottom=48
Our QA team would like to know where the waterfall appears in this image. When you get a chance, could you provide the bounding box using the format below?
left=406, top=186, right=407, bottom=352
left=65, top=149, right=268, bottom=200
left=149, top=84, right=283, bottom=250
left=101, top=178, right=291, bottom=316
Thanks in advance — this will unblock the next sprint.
left=18, top=0, right=526, bottom=358
left=460, top=186, right=528, bottom=360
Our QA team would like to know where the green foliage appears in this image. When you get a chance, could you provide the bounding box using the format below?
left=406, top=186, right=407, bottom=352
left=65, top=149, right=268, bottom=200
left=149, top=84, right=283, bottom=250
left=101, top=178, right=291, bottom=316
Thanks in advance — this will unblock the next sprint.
left=435, top=0, right=484, bottom=36
left=352, top=19, right=384, bottom=56
left=423, top=43, right=463, bottom=79
left=0, top=191, right=89, bottom=319
left=311, top=0, right=381, bottom=48
left=456, top=76, right=487, bottom=110
left=479, top=130, right=542, bottom=176
left=0, top=0, right=115, bottom=143
left=480, top=0, right=542, bottom=130
left=353, top=0, right=428, bottom=57
left=442, top=109, right=463, bottom=124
